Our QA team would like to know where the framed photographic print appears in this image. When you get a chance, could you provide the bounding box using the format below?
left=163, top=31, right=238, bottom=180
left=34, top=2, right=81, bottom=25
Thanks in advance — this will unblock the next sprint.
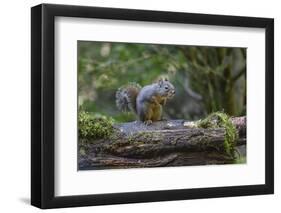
left=31, top=3, right=274, bottom=209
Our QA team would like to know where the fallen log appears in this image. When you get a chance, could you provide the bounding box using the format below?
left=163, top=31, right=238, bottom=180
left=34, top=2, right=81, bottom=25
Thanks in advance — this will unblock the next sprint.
left=79, top=153, right=179, bottom=170
left=79, top=116, right=246, bottom=170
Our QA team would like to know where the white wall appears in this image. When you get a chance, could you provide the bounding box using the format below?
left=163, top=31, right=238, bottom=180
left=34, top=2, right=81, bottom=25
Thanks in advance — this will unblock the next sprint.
left=0, top=0, right=279, bottom=212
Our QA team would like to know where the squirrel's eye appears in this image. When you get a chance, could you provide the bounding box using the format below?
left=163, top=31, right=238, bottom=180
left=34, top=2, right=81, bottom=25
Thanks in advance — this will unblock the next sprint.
left=165, top=86, right=169, bottom=90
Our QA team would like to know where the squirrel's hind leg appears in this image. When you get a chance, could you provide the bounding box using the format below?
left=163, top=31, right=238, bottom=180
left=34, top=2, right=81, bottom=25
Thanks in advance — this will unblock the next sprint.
left=138, top=103, right=153, bottom=125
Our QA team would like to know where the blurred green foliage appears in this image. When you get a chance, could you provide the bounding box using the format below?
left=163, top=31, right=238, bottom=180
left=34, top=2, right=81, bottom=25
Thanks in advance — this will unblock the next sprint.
left=78, top=41, right=246, bottom=122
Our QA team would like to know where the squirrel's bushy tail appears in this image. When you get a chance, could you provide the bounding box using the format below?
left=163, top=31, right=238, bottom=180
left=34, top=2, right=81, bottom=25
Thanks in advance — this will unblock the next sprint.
left=116, top=82, right=141, bottom=113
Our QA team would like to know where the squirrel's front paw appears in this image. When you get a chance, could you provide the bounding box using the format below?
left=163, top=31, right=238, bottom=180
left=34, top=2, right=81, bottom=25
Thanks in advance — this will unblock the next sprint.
left=144, top=120, right=153, bottom=125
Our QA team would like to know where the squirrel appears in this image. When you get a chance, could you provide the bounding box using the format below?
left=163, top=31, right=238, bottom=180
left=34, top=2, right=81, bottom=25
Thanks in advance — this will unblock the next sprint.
left=116, top=78, right=176, bottom=125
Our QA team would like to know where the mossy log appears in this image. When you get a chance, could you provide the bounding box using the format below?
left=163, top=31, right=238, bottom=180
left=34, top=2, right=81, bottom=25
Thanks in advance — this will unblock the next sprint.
left=79, top=116, right=246, bottom=170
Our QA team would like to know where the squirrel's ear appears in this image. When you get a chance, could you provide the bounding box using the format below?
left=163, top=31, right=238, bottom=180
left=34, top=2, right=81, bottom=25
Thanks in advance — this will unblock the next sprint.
left=158, top=78, right=164, bottom=86
left=164, top=77, right=168, bottom=81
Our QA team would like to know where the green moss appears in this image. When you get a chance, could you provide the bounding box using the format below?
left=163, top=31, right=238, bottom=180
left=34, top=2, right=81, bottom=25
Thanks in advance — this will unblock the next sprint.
left=79, top=147, right=86, bottom=156
left=197, top=112, right=238, bottom=157
left=235, top=156, right=246, bottom=164
left=78, top=111, right=114, bottom=140
left=133, top=132, right=164, bottom=144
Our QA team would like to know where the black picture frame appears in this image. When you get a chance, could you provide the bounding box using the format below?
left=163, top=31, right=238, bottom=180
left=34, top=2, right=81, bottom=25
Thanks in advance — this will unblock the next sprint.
left=31, top=3, right=274, bottom=209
